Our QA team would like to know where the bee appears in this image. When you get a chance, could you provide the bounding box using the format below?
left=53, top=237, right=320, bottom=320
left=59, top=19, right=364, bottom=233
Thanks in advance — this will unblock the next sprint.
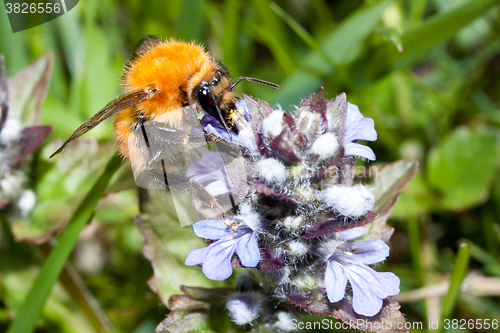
left=50, top=36, right=278, bottom=217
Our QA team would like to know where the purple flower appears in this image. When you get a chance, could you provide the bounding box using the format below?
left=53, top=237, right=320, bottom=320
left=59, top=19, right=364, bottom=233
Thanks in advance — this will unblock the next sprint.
left=317, top=228, right=400, bottom=316
left=185, top=151, right=234, bottom=197
left=344, top=103, right=377, bottom=161
left=202, top=114, right=236, bottom=140
left=202, top=100, right=258, bottom=155
left=185, top=211, right=262, bottom=280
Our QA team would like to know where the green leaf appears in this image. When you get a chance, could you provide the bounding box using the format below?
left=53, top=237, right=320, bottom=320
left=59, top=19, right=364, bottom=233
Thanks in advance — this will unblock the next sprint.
left=427, top=127, right=497, bottom=210
left=319, top=0, right=393, bottom=66
left=359, top=0, right=500, bottom=82
left=11, top=140, right=117, bottom=243
left=365, top=159, right=419, bottom=242
left=7, top=154, right=122, bottom=333
left=155, top=287, right=236, bottom=333
left=135, top=191, right=225, bottom=305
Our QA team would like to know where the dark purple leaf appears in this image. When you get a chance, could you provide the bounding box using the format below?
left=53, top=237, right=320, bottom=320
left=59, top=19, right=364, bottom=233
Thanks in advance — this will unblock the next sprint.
left=309, top=146, right=345, bottom=181
left=288, top=289, right=408, bottom=333
left=0, top=54, right=8, bottom=131
left=0, top=102, right=7, bottom=133
left=299, top=87, right=328, bottom=130
left=0, top=198, right=10, bottom=209
left=9, top=125, right=53, bottom=165
left=338, top=156, right=355, bottom=186
left=268, top=128, right=302, bottom=162
left=9, top=52, right=54, bottom=125
left=243, top=94, right=272, bottom=129
left=243, top=94, right=274, bottom=158
left=254, top=123, right=273, bottom=158
left=301, top=211, right=378, bottom=239
left=255, top=182, right=298, bottom=209
left=281, top=110, right=296, bottom=130
left=327, top=93, right=348, bottom=145
left=232, top=246, right=285, bottom=270
left=179, top=285, right=234, bottom=304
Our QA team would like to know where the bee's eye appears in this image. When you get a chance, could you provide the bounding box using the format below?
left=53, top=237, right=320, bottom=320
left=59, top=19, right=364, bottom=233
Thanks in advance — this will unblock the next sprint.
left=194, top=83, right=216, bottom=116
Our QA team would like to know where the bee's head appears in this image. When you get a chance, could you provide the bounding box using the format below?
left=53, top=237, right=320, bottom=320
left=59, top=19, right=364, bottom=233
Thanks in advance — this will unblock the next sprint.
left=190, top=60, right=279, bottom=135
left=192, top=63, right=238, bottom=134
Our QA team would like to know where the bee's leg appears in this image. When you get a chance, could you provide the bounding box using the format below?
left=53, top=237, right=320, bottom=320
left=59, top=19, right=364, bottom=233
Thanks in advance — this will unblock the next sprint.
left=139, top=122, right=191, bottom=169
left=144, top=168, right=227, bottom=218
left=186, top=133, right=250, bottom=160
left=142, top=122, right=190, bottom=146
left=141, top=121, right=248, bottom=157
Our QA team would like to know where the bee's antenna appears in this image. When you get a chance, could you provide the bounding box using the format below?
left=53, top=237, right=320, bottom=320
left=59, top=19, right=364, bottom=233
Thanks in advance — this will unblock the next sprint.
left=230, top=77, right=279, bottom=90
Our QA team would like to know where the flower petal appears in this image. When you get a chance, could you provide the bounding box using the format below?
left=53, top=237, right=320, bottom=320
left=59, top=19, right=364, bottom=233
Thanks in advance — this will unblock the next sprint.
left=348, top=240, right=390, bottom=265
left=342, top=262, right=400, bottom=316
left=235, top=232, right=260, bottom=267
left=202, top=238, right=238, bottom=280
left=338, top=227, right=365, bottom=241
left=192, top=219, right=232, bottom=239
left=185, top=247, right=209, bottom=266
left=345, top=103, right=377, bottom=142
left=344, top=142, right=376, bottom=161
left=205, top=179, right=232, bottom=196
left=324, top=260, right=348, bottom=304
left=343, top=103, right=377, bottom=160
left=186, top=151, right=226, bottom=183
left=315, top=239, right=344, bottom=261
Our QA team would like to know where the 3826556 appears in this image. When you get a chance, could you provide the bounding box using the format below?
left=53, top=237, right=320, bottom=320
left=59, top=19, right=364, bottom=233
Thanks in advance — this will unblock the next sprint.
left=5, top=2, right=61, bottom=14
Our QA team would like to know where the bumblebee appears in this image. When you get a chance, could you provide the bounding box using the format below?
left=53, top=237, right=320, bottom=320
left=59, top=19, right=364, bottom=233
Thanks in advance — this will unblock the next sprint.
left=51, top=36, right=278, bottom=217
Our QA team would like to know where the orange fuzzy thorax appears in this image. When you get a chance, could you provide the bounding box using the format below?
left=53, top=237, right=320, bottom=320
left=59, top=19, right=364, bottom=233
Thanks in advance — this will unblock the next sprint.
left=113, top=40, right=213, bottom=160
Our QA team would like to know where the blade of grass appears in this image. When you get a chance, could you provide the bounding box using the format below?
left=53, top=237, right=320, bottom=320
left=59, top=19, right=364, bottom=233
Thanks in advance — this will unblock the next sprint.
left=270, top=2, right=340, bottom=79
left=407, top=214, right=424, bottom=286
left=221, top=0, right=242, bottom=75
left=409, top=0, right=428, bottom=25
left=466, top=239, right=500, bottom=277
left=311, top=0, right=335, bottom=35
left=270, top=2, right=319, bottom=50
left=438, top=242, right=470, bottom=332
left=482, top=208, right=499, bottom=258
left=7, top=154, right=122, bottom=333
left=38, top=242, right=114, bottom=331
left=251, top=0, right=297, bottom=75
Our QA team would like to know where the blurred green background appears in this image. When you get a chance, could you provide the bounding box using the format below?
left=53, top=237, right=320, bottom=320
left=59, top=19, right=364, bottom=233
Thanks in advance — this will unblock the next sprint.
left=1, top=0, right=500, bottom=332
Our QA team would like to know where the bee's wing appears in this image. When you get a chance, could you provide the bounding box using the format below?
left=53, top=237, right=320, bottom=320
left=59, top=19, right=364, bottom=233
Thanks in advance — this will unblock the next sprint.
left=133, top=36, right=162, bottom=54
left=50, top=88, right=158, bottom=158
